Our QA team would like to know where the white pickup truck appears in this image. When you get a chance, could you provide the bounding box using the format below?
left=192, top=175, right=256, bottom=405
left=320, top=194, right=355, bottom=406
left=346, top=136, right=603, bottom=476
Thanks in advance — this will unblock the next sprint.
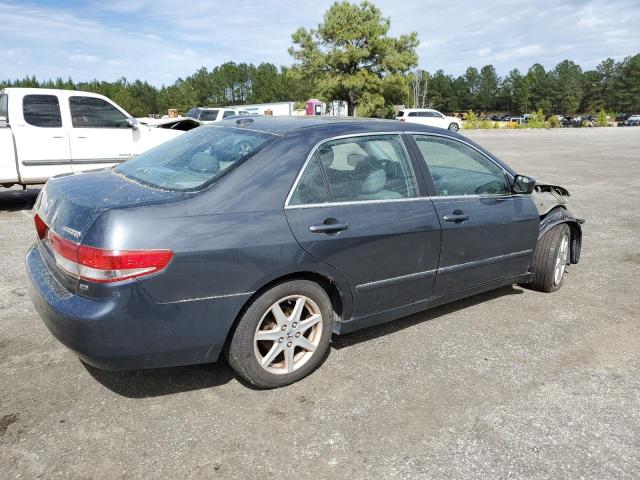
left=0, top=88, right=189, bottom=188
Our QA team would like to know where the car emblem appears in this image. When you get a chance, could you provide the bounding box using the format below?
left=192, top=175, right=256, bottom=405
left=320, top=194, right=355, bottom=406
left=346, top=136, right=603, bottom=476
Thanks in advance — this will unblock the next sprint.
left=62, top=226, right=81, bottom=239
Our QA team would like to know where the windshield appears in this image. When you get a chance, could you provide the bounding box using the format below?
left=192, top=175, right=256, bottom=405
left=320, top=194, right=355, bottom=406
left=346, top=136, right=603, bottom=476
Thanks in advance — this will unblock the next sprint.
left=115, top=126, right=275, bottom=191
left=199, top=109, right=220, bottom=121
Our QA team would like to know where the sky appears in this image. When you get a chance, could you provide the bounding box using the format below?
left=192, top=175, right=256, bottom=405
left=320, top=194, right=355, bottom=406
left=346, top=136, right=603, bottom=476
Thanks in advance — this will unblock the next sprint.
left=1, top=0, right=639, bottom=86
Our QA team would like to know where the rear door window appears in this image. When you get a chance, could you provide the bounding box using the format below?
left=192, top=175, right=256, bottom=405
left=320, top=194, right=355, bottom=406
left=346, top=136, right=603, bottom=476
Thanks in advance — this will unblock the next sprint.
left=0, top=93, right=8, bottom=123
left=23, top=95, right=62, bottom=128
left=289, top=134, right=417, bottom=205
left=69, top=96, right=129, bottom=128
left=199, top=110, right=219, bottom=121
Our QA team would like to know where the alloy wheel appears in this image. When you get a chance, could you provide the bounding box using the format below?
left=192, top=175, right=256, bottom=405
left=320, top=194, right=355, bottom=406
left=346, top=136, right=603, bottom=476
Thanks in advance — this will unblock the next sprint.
left=253, top=295, right=323, bottom=374
left=554, top=234, right=569, bottom=286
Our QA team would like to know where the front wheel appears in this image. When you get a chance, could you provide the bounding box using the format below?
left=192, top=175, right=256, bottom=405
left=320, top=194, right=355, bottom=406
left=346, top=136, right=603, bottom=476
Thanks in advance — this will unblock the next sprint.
left=448, top=122, right=460, bottom=132
left=226, top=280, right=333, bottom=388
left=529, top=224, right=570, bottom=292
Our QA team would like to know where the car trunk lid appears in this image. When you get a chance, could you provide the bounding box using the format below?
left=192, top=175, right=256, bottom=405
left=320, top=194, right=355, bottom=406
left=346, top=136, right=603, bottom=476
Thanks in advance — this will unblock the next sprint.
left=33, top=170, right=180, bottom=290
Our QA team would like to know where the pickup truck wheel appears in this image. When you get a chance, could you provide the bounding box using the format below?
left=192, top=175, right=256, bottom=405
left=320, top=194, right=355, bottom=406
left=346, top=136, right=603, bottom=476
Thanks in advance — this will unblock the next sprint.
left=448, top=123, right=459, bottom=132
left=226, top=280, right=332, bottom=388
left=529, top=223, right=570, bottom=292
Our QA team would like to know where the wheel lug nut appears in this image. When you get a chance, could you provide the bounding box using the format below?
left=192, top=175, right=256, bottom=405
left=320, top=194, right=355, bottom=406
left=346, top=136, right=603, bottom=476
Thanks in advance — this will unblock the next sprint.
left=281, top=325, right=287, bottom=331
left=278, top=337, right=283, bottom=343
left=295, top=332, right=301, bottom=338
left=287, top=341, right=292, bottom=347
left=292, top=322, right=297, bottom=328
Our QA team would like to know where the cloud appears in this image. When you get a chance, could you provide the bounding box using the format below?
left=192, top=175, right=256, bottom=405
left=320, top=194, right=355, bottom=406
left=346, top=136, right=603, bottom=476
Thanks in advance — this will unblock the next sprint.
left=0, top=0, right=638, bottom=85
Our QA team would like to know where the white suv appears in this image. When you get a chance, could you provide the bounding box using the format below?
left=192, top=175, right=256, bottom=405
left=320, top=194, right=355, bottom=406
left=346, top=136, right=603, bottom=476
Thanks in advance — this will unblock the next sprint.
left=185, top=107, right=250, bottom=124
left=397, top=108, right=462, bottom=132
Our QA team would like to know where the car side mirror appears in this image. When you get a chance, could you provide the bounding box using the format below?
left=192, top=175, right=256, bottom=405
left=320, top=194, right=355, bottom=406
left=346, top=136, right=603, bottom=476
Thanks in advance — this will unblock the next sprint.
left=512, top=175, right=536, bottom=194
left=127, top=117, right=139, bottom=129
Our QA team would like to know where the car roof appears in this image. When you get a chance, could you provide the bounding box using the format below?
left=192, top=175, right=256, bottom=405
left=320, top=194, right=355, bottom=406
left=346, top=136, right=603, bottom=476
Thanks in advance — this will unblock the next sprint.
left=399, top=108, right=440, bottom=112
left=1, top=87, right=110, bottom=99
left=217, top=115, right=449, bottom=135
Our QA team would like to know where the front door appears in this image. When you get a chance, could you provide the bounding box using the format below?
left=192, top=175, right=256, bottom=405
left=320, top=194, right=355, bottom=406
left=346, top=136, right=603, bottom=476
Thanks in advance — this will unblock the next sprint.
left=68, top=95, right=138, bottom=172
left=285, top=134, right=441, bottom=319
left=410, top=134, right=540, bottom=296
left=12, top=93, right=72, bottom=182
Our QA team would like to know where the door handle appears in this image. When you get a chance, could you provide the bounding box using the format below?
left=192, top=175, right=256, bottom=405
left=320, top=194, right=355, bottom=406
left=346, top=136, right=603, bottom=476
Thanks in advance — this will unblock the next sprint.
left=76, top=136, right=88, bottom=139
left=443, top=212, right=469, bottom=223
left=309, top=220, right=349, bottom=234
left=52, top=136, right=64, bottom=139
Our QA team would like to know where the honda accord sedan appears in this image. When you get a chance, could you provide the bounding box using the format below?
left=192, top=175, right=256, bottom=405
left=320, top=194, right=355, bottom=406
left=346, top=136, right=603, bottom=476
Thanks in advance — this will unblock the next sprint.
left=27, top=116, right=583, bottom=388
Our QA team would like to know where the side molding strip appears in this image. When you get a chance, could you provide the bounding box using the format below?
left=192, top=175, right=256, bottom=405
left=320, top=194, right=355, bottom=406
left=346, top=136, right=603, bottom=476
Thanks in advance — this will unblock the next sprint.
left=438, top=249, right=533, bottom=275
left=356, top=269, right=436, bottom=292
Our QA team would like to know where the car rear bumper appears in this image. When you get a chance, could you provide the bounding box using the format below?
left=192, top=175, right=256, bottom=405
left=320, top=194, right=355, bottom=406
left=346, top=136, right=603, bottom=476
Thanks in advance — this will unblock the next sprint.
left=26, top=245, right=250, bottom=370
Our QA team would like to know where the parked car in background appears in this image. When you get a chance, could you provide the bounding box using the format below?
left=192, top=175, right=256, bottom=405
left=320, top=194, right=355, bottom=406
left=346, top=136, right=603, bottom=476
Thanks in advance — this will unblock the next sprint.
left=185, top=107, right=251, bottom=123
left=627, top=115, right=640, bottom=126
left=27, top=116, right=583, bottom=388
left=0, top=88, right=187, bottom=189
left=616, top=113, right=631, bottom=125
left=396, top=108, right=462, bottom=132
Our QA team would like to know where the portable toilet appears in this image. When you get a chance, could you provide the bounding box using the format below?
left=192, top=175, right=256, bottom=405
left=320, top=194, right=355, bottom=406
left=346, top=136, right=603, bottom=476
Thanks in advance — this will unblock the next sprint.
left=305, top=99, right=324, bottom=116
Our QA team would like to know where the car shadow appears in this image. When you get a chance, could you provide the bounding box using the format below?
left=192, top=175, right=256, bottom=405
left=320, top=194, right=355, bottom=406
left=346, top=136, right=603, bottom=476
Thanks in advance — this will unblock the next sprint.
left=0, top=187, right=41, bottom=212
left=82, top=359, right=235, bottom=398
left=332, top=285, right=524, bottom=350
left=81, top=286, right=523, bottom=397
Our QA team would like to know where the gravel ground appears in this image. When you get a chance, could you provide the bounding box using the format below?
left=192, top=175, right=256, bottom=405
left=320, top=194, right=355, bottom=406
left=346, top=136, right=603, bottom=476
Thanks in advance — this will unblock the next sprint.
left=1, top=128, right=639, bottom=479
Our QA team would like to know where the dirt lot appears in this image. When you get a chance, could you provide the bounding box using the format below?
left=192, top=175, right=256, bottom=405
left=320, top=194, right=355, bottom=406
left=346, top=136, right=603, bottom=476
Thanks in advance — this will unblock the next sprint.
left=1, top=128, right=639, bottom=479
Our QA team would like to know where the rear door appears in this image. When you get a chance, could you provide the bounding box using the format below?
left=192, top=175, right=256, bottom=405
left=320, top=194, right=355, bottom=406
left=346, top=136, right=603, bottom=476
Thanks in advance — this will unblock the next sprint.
left=410, top=133, right=539, bottom=296
left=68, top=95, right=138, bottom=172
left=285, top=133, right=441, bottom=319
left=11, top=93, right=72, bottom=182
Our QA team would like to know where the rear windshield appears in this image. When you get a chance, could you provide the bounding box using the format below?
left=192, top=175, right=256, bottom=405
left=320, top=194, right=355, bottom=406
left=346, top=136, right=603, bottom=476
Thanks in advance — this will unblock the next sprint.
left=199, top=109, right=219, bottom=121
left=115, top=126, right=275, bottom=191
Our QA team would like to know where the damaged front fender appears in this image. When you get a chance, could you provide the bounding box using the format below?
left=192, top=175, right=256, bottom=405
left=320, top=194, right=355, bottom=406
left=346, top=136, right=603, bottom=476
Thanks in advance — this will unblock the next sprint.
left=531, top=182, right=570, bottom=215
left=539, top=207, right=585, bottom=264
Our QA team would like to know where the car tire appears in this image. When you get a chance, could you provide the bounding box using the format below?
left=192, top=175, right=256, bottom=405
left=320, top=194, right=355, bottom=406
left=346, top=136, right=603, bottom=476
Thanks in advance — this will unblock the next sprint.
left=226, top=280, right=333, bottom=388
left=448, top=123, right=459, bottom=132
left=528, top=223, right=570, bottom=293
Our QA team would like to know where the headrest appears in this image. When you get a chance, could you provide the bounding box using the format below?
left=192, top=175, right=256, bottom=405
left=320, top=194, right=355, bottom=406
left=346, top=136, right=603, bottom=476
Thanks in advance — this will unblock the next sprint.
left=188, top=151, right=219, bottom=174
left=317, top=145, right=334, bottom=168
left=347, top=153, right=368, bottom=168
left=360, top=169, right=387, bottom=194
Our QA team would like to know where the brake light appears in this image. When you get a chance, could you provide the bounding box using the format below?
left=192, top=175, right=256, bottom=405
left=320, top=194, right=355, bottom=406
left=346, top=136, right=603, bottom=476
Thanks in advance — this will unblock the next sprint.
left=34, top=213, right=48, bottom=240
left=36, top=216, right=172, bottom=283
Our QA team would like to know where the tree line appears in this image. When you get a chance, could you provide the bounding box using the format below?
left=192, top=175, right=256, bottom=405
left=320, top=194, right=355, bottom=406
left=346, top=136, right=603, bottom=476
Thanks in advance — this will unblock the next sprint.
left=1, top=62, right=309, bottom=118
left=1, top=0, right=638, bottom=118
left=411, top=55, right=640, bottom=115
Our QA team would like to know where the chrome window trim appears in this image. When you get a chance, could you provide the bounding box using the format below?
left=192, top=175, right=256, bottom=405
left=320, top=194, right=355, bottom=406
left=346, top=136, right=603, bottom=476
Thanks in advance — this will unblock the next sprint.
left=285, top=196, right=435, bottom=210
left=284, top=131, right=420, bottom=209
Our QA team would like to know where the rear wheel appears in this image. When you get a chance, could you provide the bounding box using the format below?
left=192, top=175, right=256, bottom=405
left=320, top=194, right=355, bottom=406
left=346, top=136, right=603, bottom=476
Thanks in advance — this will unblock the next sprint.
left=448, top=122, right=459, bottom=132
left=226, top=280, right=332, bottom=388
left=529, top=223, right=570, bottom=292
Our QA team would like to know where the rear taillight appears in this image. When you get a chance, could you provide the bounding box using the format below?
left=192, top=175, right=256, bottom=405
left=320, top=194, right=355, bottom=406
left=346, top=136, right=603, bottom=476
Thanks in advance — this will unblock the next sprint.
left=34, top=213, right=48, bottom=239
left=35, top=214, right=172, bottom=283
